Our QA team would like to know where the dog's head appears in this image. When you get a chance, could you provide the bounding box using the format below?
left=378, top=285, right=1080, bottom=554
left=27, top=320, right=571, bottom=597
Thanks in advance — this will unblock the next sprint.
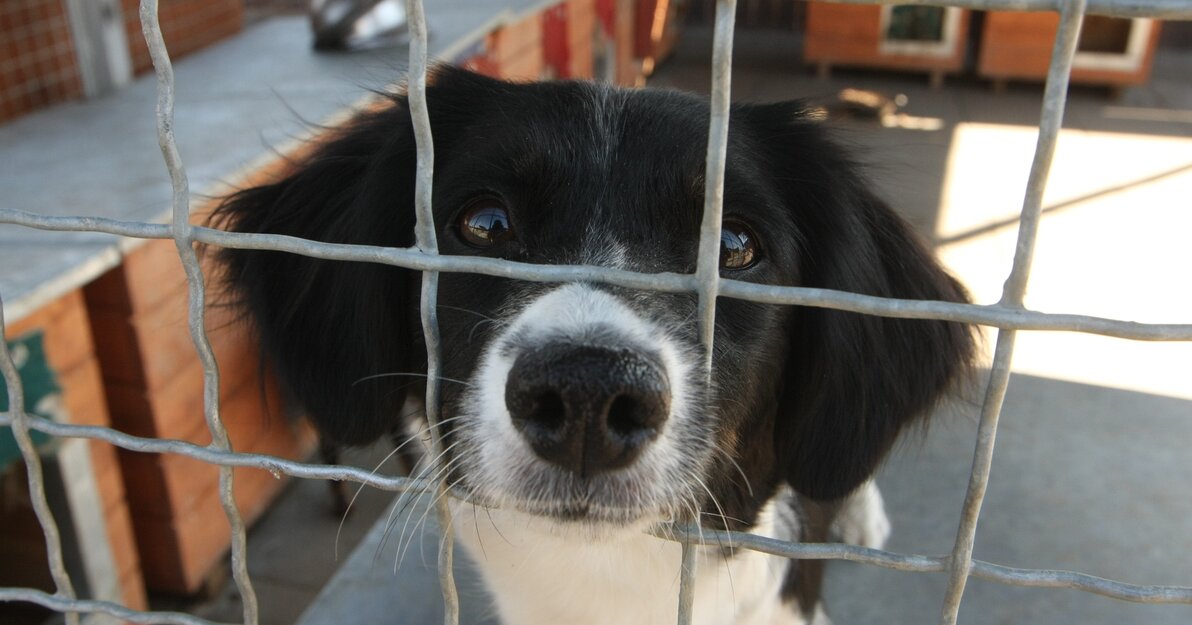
left=214, top=68, right=973, bottom=531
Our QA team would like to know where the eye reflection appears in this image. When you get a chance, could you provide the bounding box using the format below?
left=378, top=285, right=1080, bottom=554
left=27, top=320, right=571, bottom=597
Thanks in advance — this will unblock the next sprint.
left=720, top=221, right=758, bottom=270
left=459, top=202, right=514, bottom=247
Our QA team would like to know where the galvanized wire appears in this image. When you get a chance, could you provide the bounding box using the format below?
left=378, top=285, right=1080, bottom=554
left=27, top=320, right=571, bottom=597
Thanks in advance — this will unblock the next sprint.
left=0, top=414, right=433, bottom=492
left=681, top=0, right=739, bottom=620
left=138, top=1, right=259, bottom=623
left=402, top=1, right=461, bottom=624
left=939, top=0, right=1087, bottom=622
left=0, top=300, right=80, bottom=625
left=4, top=209, right=1190, bottom=341
left=0, top=588, right=233, bottom=625
left=5, top=408, right=1191, bottom=608
left=6, top=407, right=1190, bottom=609
left=2, top=1, right=1191, bottom=624
left=824, top=0, right=1192, bottom=18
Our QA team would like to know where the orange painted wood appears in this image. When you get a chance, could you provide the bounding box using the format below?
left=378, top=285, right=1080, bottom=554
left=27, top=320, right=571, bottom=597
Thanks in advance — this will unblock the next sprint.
left=131, top=460, right=292, bottom=593
left=102, top=341, right=262, bottom=441
left=8, top=290, right=94, bottom=372
left=118, top=381, right=295, bottom=519
left=567, top=0, right=597, bottom=78
left=978, top=12, right=1161, bottom=86
left=501, top=49, right=547, bottom=82
left=4, top=289, right=147, bottom=609
left=86, top=271, right=243, bottom=393
left=804, top=2, right=969, bottom=73
left=613, top=0, right=639, bottom=86
left=466, top=13, right=546, bottom=81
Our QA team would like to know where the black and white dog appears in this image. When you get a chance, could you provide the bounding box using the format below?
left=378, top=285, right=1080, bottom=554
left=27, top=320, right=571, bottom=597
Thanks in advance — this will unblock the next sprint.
left=214, top=68, right=973, bottom=625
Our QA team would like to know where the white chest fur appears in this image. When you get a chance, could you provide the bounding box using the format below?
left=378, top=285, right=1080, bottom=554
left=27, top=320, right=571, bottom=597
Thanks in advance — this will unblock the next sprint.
left=451, top=501, right=807, bottom=625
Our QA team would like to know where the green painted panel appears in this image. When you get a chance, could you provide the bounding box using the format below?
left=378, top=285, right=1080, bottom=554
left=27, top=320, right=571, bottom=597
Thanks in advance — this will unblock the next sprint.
left=2, top=331, right=62, bottom=466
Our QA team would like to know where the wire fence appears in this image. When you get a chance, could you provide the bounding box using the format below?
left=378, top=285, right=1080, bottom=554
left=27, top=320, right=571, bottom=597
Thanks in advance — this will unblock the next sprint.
left=1, top=0, right=1191, bottom=624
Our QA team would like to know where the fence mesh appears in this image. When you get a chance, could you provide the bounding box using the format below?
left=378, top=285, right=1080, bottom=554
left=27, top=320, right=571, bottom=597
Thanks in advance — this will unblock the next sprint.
left=2, top=1, right=1192, bottom=624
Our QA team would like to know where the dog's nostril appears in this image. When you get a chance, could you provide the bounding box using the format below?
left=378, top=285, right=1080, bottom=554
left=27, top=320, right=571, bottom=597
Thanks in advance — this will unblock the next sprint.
left=529, top=392, right=566, bottom=430
left=607, top=394, right=650, bottom=439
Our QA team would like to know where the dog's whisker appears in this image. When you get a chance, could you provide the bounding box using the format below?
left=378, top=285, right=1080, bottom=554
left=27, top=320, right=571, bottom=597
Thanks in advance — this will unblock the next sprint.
left=335, top=442, right=404, bottom=559
left=481, top=503, right=514, bottom=547
left=377, top=438, right=461, bottom=562
left=470, top=501, right=489, bottom=561
left=333, top=404, right=437, bottom=555
left=704, top=443, right=755, bottom=501
left=395, top=466, right=466, bottom=574
left=438, top=303, right=499, bottom=323
left=466, top=317, right=499, bottom=344
left=352, top=371, right=473, bottom=388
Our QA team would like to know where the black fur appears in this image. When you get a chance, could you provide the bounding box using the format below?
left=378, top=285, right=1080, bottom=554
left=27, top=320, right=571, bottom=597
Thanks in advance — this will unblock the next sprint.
left=213, top=67, right=973, bottom=617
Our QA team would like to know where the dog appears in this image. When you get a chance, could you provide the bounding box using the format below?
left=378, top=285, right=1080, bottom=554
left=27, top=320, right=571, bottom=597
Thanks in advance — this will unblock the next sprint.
left=213, top=67, right=974, bottom=625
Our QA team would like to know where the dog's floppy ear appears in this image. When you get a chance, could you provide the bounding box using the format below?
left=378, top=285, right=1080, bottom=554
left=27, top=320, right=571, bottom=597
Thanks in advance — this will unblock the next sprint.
left=737, top=102, right=975, bottom=501
left=211, top=96, right=426, bottom=445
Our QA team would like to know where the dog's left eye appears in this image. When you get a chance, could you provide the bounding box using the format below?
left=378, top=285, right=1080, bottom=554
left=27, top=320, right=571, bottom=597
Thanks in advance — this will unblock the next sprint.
left=459, top=200, right=515, bottom=247
left=720, top=220, right=759, bottom=270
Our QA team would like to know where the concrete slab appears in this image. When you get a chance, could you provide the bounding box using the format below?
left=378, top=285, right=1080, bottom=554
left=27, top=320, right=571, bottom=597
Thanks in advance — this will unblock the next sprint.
left=825, top=374, right=1192, bottom=625
left=296, top=496, right=498, bottom=625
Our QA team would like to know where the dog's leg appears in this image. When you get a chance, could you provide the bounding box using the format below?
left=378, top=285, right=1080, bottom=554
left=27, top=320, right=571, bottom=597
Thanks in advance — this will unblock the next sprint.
left=829, top=480, right=891, bottom=549
left=785, top=482, right=889, bottom=625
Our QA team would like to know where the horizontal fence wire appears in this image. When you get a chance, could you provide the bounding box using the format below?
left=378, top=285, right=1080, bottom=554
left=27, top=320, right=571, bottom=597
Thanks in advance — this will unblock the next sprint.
left=1, top=0, right=1191, bottom=624
left=825, top=0, right=1192, bottom=18
left=2, top=209, right=1190, bottom=341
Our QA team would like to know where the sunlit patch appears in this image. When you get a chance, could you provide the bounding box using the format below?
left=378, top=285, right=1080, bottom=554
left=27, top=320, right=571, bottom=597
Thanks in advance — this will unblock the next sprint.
left=936, top=122, right=1192, bottom=400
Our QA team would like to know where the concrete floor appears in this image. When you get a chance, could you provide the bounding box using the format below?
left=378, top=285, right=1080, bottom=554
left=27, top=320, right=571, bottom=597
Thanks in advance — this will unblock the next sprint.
left=180, top=24, right=1192, bottom=625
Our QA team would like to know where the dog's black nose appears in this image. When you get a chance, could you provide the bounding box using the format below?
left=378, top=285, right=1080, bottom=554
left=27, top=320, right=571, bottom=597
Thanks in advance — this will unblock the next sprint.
left=505, top=343, right=670, bottom=477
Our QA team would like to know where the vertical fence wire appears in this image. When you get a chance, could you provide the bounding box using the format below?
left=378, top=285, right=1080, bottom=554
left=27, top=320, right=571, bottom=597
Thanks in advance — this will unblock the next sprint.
left=680, top=0, right=738, bottom=622
left=0, top=300, right=79, bottom=625
left=402, top=1, right=460, bottom=624
left=138, top=1, right=260, bottom=623
left=937, top=0, right=1088, bottom=622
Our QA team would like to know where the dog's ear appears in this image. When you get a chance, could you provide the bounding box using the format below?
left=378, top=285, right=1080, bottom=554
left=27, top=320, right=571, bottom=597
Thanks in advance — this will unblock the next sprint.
left=737, top=102, right=975, bottom=501
left=211, top=96, right=426, bottom=445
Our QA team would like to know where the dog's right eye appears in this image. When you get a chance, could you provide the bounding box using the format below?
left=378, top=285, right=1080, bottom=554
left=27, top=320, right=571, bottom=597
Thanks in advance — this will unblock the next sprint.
left=459, top=200, right=515, bottom=247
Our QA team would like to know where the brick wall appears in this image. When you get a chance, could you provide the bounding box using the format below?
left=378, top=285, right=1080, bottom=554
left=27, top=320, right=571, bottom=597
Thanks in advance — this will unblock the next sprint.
left=121, top=0, right=244, bottom=75
left=0, top=0, right=85, bottom=123
left=0, top=0, right=244, bottom=123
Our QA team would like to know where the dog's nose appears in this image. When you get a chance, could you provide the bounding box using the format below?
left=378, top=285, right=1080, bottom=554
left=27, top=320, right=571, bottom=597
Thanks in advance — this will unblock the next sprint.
left=505, top=343, right=670, bottom=477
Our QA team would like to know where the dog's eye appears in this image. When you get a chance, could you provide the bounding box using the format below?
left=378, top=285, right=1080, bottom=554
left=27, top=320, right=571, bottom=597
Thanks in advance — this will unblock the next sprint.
left=459, top=200, right=514, bottom=247
left=720, top=221, right=759, bottom=270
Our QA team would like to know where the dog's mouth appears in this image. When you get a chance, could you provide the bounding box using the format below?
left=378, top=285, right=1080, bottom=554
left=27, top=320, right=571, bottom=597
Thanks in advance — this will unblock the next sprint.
left=447, top=453, right=687, bottom=527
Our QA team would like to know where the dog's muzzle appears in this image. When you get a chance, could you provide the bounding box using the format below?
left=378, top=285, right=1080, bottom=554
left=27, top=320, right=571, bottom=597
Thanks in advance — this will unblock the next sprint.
left=505, top=343, right=670, bottom=478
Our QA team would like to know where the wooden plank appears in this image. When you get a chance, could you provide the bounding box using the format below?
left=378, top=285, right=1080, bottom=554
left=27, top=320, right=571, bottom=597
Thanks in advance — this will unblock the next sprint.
left=104, top=340, right=263, bottom=440
left=118, top=379, right=295, bottom=519
left=978, top=12, right=1162, bottom=86
left=131, top=454, right=296, bottom=594
left=804, top=2, right=969, bottom=74
left=7, top=289, right=94, bottom=373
